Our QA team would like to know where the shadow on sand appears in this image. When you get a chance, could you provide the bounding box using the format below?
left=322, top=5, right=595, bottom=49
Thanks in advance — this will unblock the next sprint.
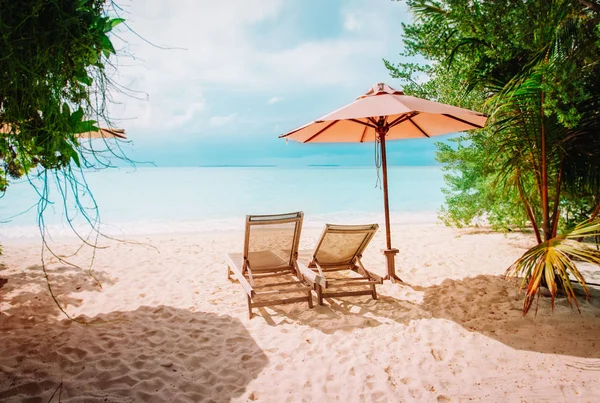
left=266, top=274, right=600, bottom=358
left=422, top=274, right=600, bottom=358
left=1, top=264, right=117, bottom=322
left=0, top=268, right=267, bottom=402
left=269, top=294, right=428, bottom=334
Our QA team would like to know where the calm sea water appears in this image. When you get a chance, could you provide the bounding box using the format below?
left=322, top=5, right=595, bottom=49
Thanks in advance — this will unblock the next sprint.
left=0, top=166, right=445, bottom=238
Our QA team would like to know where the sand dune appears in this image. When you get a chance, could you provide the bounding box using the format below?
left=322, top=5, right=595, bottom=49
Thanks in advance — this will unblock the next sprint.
left=1, top=223, right=600, bottom=402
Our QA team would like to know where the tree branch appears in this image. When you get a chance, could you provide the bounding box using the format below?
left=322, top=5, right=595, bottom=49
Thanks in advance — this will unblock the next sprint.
left=579, top=0, right=600, bottom=14
left=589, top=199, right=600, bottom=221
left=550, top=161, right=564, bottom=238
left=516, top=171, right=542, bottom=244
left=540, top=89, right=550, bottom=241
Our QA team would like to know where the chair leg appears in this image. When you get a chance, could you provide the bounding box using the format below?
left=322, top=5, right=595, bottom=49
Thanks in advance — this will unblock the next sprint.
left=371, top=283, right=378, bottom=300
left=247, top=295, right=253, bottom=319
left=317, top=284, right=324, bottom=306
left=307, top=289, right=313, bottom=309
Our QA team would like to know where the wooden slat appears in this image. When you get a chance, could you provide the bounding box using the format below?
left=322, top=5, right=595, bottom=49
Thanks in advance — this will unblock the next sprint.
left=250, top=271, right=292, bottom=279
left=247, top=217, right=303, bottom=225
left=322, top=266, right=356, bottom=271
left=321, top=290, right=373, bottom=299
left=251, top=265, right=291, bottom=273
left=255, top=287, right=311, bottom=297
left=323, top=228, right=377, bottom=234
left=254, top=281, right=303, bottom=288
left=307, top=266, right=350, bottom=272
left=327, top=277, right=369, bottom=282
left=251, top=297, right=310, bottom=308
left=326, top=280, right=378, bottom=289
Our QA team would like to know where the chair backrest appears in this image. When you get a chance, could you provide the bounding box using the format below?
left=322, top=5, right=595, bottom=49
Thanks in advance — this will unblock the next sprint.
left=313, top=223, right=378, bottom=267
left=244, top=211, right=304, bottom=270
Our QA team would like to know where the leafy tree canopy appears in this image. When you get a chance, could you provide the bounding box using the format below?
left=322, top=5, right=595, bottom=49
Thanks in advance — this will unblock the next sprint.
left=386, top=0, right=600, bottom=235
left=387, top=0, right=600, bottom=313
left=0, top=0, right=124, bottom=192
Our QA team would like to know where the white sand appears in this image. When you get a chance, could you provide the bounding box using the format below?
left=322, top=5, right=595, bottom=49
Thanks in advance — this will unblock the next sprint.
left=1, top=223, right=600, bottom=402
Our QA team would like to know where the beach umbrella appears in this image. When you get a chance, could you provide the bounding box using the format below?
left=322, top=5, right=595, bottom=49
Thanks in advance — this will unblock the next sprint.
left=0, top=124, right=126, bottom=139
left=77, top=127, right=127, bottom=139
left=279, top=82, right=487, bottom=283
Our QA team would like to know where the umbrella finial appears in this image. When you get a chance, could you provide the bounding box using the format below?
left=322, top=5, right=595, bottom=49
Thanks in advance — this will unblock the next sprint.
left=358, top=83, right=404, bottom=99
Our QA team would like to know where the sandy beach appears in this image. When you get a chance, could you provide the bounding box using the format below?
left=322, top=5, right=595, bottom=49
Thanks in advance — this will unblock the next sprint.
left=1, top=222, right=600, bottom=402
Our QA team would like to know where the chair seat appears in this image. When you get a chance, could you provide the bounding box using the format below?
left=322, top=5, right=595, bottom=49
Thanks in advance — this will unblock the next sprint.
left=226, top=250, right=291, bottom=272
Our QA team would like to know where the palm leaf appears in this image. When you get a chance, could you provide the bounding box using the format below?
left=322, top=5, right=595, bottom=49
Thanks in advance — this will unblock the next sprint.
left=506, top=219, right=600, bottom=315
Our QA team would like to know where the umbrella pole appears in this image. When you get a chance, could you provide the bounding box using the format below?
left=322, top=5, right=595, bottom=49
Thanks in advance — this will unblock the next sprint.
left=378, top=129, right=403, bottom=283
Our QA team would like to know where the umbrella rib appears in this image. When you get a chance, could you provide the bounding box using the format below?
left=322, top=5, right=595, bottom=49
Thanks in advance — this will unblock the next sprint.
left=279, top=125, right=304, bottom=138
left=349, top=118, right=377, bottom=129
left=388, top=113, right=415, bottom=128
left=101, top=128, right=127, bottom=139
left=303, top=120, right=339, bottom=143
left=407, top=117, right=430, bottom=138
left=442, top=113, right=485, bottom=129
left=359, top=125, right=369, bottom=143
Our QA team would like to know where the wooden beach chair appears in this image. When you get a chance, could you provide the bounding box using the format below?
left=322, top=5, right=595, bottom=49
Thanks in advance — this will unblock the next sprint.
left=225, top=211, right=318, bottom=319
left=300, top=224, right=383, bottom=305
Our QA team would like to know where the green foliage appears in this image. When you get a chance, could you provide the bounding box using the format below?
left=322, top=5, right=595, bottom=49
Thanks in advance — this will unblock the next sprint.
left=385, top=2, right=533, bottom=231
left=0, top=0, right=124, bottom=192
left=389, top=0, right=600, bottom=314
left=506, top=219, right=600, bottom=315
left=388, top=0, right=600, bottom=239
left=435, top=135, right=530, bottom=231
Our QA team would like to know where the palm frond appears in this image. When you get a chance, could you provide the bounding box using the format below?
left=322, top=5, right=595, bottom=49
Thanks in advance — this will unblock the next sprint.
left=565, top=219, right=600, bottom=238
left=506, top=219, right=600, bottom=315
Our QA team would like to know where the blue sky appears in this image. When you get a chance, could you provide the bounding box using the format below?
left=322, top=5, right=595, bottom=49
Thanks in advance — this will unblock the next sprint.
left=107, top=0, right=449, bottom=167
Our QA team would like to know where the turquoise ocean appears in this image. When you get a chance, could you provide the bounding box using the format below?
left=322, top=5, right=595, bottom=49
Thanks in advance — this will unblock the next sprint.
left=0, top=166, right=445, bottom=238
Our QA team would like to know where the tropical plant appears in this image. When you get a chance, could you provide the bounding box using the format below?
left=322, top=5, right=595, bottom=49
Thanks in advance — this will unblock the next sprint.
left=0, top=0, right=125, bottom=192
left=0, top=0, right=131, bottom=317
left=506, top=220, right=600, bottom=314
left=388, top=0, right=600, bottom=314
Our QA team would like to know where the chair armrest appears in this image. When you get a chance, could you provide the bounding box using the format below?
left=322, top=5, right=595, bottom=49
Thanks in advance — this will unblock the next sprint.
left=297, top=262, right=326, bottom=287
left=225, top=254, right=256, bottom=298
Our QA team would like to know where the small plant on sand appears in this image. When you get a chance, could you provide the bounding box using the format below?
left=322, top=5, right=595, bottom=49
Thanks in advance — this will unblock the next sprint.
left=506, top=220, right=600, bottom=314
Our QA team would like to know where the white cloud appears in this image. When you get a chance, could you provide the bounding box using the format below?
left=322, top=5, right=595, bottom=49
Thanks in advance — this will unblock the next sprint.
left=343, top=13, right=363, bottom=31
left=258, top=39, right=385, bottom=87
left=208, top=113, right=238, bottom=127
left=105, top=0, right=411, bottom=135
left=106, top=71, right=206, bottom=132
left=267, top=96, right=283, bottom=104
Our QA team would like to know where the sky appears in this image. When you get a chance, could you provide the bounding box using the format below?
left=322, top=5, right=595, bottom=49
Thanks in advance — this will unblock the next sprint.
left=105, top=0, right=450, bottom=167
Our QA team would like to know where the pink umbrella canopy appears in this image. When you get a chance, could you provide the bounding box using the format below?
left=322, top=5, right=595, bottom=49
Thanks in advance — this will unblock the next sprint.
left=280, top=82, right=487, bottom=282
left=281, top=83, right=486, bottom=143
